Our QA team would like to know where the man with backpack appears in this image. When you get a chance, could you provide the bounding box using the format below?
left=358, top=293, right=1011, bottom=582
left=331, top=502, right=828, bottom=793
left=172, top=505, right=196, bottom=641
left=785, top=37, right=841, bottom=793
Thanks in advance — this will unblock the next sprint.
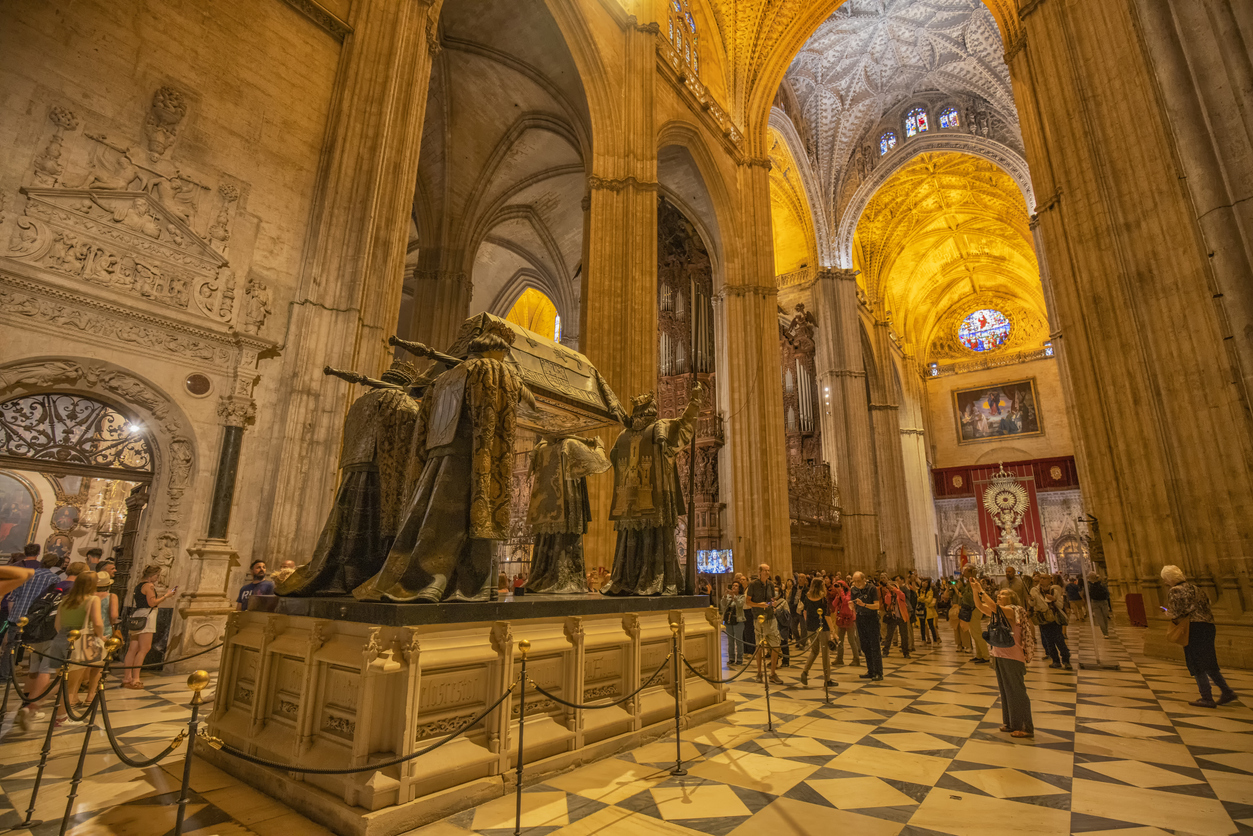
left=830, top=580, right=861, bottom=667
left=17, top=561, right=85, bottom=730
left=0, top=549, right=60, bottom=679
left=881, top=580, right=913, bottom=659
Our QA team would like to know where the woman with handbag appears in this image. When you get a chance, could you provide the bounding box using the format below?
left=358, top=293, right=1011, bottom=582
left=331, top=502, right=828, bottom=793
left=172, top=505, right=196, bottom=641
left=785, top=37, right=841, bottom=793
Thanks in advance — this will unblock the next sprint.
left=1030, top=573, right=1072, bottom=670
left=121, top=565, right=178, bottom=690
left=53, top=572, right=104, bottom=726
left=720, top=581, right=747, bottom=665
left=1162, top=565, right=1238, bottom=708
left=971, top=577, right=1036, bottom=738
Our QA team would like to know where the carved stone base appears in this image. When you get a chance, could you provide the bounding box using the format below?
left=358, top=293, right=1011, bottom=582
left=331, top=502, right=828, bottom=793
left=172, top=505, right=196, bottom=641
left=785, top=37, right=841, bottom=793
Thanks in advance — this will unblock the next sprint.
left=168, top=538, right=243, bottom=672
left=206, top=602, right=731, bottom=836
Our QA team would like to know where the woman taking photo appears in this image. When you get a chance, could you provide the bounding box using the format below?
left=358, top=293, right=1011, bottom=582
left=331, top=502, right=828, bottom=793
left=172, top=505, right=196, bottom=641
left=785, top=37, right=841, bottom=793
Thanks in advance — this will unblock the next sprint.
left=55, top=572, right=104, bottom=725
left=720, top=581, right=747, bottom=665
left=971, top=578, right=1035, bottom=738
left=121, top=565, right=177, bottom=690
left=1162, top=565, right=1238, bottom=708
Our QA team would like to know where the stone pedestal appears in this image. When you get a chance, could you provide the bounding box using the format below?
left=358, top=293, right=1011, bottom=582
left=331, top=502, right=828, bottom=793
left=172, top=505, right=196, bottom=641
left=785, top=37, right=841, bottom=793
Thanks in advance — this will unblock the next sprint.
left=169, top=538, right=242, bottom=671
left=204, top=595, right=731, bottom=836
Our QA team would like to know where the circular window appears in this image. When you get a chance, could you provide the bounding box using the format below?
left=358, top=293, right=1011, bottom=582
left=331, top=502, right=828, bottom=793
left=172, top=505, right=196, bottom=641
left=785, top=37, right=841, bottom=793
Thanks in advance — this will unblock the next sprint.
left=958, top=309, right=1011, bottom=353
left=185, top=373, right=213, bottom=397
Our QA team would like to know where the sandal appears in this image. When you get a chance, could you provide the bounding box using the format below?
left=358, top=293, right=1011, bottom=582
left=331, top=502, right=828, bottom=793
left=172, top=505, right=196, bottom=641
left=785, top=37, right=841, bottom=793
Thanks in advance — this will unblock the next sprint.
left=999, top=725, right=1011, bottom=733
left=1010, top=730, right=1033, bottom=738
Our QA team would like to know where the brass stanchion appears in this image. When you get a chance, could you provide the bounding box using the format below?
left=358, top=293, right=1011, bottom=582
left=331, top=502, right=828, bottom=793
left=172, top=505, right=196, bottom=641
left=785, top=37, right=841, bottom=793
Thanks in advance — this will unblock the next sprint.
left=668, top=622, right=686, bottom=777
left=175, top=670, right=211, bottom=836
left=820, top=608, right=831, bottom=705
left=59, top=635, right=122, bottom=836
left=0, top=618, right=28, bottom=721
left=513, top=640, right=529, bottom=836
left=22, top=629, right=78, bottom=830
left=757, top=616, right=773, bottom=732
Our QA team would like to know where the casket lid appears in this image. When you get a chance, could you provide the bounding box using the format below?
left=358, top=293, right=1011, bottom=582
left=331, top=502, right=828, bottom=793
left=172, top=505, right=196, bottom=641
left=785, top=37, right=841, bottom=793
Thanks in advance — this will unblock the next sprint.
left=447, top=313, right=623, bottom=425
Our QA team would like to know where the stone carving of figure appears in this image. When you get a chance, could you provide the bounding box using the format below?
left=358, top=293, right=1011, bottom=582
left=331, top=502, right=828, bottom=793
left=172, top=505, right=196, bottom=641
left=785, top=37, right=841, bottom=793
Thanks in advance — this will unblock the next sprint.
left=353, top=322, right=536, bottom=603
left=243, top=277, right=271, bottom=334
left=526, top=435, right=611, bottom=594
left=278, top=361, right=423, bottom=596
left=788, top=303, right=817, bottom=356
left=602, top=382, right=704, bottom=596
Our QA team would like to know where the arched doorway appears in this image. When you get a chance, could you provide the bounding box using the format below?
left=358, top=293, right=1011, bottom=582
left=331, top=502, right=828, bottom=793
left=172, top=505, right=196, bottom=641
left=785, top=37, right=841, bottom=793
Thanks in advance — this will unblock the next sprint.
left=0, top=392, right=153, bottom=587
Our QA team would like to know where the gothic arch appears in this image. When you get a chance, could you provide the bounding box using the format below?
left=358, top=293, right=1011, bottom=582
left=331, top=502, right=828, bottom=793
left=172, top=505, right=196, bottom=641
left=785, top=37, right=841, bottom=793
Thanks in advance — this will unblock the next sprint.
left=0, top=358, right=198, bottom=578
left=768, top=107, right=833, bottom=266
left=656, top=120, right=734, bottom=286
left=838, top=133, right=1035, bottom=268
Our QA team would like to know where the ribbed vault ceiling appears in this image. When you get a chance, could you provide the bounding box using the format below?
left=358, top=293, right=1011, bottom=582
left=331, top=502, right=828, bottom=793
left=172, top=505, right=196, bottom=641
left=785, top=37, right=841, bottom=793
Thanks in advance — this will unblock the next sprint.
left=852, top=151, right=1045, bottom=360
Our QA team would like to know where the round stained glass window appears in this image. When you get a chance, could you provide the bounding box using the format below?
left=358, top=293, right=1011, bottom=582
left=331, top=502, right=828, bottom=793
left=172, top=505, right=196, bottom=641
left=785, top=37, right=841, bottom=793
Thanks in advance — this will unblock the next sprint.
left=958, top=309, right=1011, bottom=353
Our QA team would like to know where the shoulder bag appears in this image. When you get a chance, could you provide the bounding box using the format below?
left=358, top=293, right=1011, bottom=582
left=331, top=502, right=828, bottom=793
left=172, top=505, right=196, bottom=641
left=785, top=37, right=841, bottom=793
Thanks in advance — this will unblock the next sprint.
left=1166, top=618, right=1190, bottom=646
left=984, top=607, right=1016, bottom=649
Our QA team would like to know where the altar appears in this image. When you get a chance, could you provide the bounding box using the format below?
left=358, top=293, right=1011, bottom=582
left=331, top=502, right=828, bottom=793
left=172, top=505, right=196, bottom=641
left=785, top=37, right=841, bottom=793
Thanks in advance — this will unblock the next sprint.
left=202, top=596, right=731, bottom=836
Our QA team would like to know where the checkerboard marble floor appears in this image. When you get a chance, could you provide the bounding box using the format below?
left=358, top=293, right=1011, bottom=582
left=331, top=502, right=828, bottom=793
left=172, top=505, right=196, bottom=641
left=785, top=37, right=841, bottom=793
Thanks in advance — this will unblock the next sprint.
left=1, top=624, right=1250, bottom=836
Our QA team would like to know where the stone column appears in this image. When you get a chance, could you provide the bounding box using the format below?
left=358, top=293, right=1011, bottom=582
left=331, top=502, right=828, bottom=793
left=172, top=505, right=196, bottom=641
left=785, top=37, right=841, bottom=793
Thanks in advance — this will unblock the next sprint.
left=258, top=0, right=444, bottom=563
left=1010, top=0, right=1253, bottom=661
left=578, top=19, right=659, bottom=572
left=868, top=321, right=914, bottom=572
left=716, top=160, right=792, bottom=576
left=173, top=394, right=256, bottom=671
left=896, top=353, right=938, bottom=574
left=406, top=264, right=472, bottom=352
left=812, top=268, right=882, bottom=573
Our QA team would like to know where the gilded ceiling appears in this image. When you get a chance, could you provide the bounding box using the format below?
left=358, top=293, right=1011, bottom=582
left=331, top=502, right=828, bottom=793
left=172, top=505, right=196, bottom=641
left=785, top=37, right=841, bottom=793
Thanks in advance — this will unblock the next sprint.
left=767, top=125, right=817, bottom=275
left=783, top=0, right=1018, bottom=228
left=851, top=151, right=1046, bottom=361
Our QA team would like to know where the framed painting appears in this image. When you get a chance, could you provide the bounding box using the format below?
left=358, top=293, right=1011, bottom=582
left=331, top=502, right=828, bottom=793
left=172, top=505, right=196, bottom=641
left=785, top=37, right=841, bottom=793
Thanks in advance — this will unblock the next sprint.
left=953, top=378, right=1043, bottom=444
left=0, top=471, right=39, bottom=554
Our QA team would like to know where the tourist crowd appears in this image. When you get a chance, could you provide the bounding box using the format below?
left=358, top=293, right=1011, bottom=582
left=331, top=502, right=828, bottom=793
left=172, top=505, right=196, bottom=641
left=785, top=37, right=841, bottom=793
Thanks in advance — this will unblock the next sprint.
left=712, top=561, right=1238, bottom=739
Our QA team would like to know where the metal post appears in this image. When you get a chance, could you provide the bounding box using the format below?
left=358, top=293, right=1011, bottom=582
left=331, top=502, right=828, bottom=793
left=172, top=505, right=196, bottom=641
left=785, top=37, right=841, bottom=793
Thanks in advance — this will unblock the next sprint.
left=59, top=692, right=100, bottom=835
left=758, top=616, right=773, bottom=732
left=174, top=670, right=211, bottom=836
left=513, top=640, right=529, bottom=836
left=25, top=643, right=73, bottom=829
left=669, top=622, right=686, bottom=776
left=1079, top=556, right=1119, bottom=671
left=58, top=635, right=122, bottom=836
left=819, top=608, right=831, bottom=704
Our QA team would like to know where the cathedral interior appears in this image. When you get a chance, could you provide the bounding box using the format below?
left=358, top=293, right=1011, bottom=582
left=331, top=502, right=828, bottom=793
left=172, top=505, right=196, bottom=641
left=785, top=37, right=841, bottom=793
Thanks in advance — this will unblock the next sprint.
left=1, top=0, right=1252, bottom=834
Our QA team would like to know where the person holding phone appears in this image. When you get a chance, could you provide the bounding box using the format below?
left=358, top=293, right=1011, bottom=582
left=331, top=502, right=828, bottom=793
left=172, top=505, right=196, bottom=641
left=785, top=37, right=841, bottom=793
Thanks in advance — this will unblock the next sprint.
left=971, top=578, right=1035, bottom=738
left=121, top=565, right=178, bottom=690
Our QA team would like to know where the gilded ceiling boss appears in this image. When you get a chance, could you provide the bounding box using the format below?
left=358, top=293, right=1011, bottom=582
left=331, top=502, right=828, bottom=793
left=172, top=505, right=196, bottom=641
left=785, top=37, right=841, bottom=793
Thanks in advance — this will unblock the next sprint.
left=602, top=382, right=704, bottom=596
left=353, top=321, right=535, bottom=603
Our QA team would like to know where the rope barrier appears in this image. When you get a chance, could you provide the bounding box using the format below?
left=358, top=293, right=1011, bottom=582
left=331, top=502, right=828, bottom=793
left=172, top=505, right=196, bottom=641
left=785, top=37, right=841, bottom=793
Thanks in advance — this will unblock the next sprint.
left=97, top=685, right=187, bottom=768
left=683, top=644, right=763, bottom=685
left=527, top=653, right=671, bottom=711
left=4, top=664, right=65, bottom=707
left=24, top=641, right=224, bottom=671
left=202, top=681, right=518, bottom=775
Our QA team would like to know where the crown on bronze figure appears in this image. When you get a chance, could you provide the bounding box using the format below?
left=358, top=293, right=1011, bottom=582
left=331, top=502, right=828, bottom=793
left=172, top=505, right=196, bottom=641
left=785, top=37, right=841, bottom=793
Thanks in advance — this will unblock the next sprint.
left=380, top=360, right=422, bottom=386
left=630, top=391, right=657, bottom=415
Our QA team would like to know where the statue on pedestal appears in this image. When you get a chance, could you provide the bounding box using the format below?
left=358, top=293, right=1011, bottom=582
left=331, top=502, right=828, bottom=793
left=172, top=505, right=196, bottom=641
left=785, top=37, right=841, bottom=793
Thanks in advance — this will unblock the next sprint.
left=277, top=361, right=423, bottom=597
left=526, top=435, right=611, bottom=594
left=602, top=382, right=704, bottom=596
left=353, top=322, right=535, bottom=603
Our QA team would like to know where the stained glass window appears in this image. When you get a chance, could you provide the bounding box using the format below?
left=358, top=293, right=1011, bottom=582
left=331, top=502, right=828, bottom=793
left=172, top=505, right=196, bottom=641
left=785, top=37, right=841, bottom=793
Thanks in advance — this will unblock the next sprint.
left=554, top=314, right=562, bottom=344
left=905, top=107, right=929, bottom=137
left=939, top=106, right=960, bottom=129
left=668, top=0, right=699, bottom=78
left=879, top=131, right=897, bottom=155
left=958, top=309, right=1012, bottom=353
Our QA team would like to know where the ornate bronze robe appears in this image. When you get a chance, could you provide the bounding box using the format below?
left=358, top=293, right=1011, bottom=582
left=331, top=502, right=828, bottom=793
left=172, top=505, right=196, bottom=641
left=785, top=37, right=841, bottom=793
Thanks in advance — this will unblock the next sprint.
left=353, top=357, right=526, bottom=602
left=526, top=436, right=610, bottom=594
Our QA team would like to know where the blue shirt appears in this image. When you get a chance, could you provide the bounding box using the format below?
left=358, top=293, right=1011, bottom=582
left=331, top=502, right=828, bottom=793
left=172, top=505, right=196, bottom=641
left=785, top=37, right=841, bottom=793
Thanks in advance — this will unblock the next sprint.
left=3, top=564, right=56, bottom=622
left=236, top=579, right=275, bottom=610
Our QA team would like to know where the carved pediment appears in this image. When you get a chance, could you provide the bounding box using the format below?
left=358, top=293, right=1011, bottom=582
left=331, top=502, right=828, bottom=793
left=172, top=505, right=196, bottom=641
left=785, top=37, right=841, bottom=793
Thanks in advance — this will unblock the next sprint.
left=6, top=187, right=246, bottom=328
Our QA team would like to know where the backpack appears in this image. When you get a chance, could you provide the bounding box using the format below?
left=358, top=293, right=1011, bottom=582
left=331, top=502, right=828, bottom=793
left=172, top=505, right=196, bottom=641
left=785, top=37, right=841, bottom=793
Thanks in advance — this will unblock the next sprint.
left=834, top=592, right=855, bottom=627
left=23, top=586, right=65, bottom=644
